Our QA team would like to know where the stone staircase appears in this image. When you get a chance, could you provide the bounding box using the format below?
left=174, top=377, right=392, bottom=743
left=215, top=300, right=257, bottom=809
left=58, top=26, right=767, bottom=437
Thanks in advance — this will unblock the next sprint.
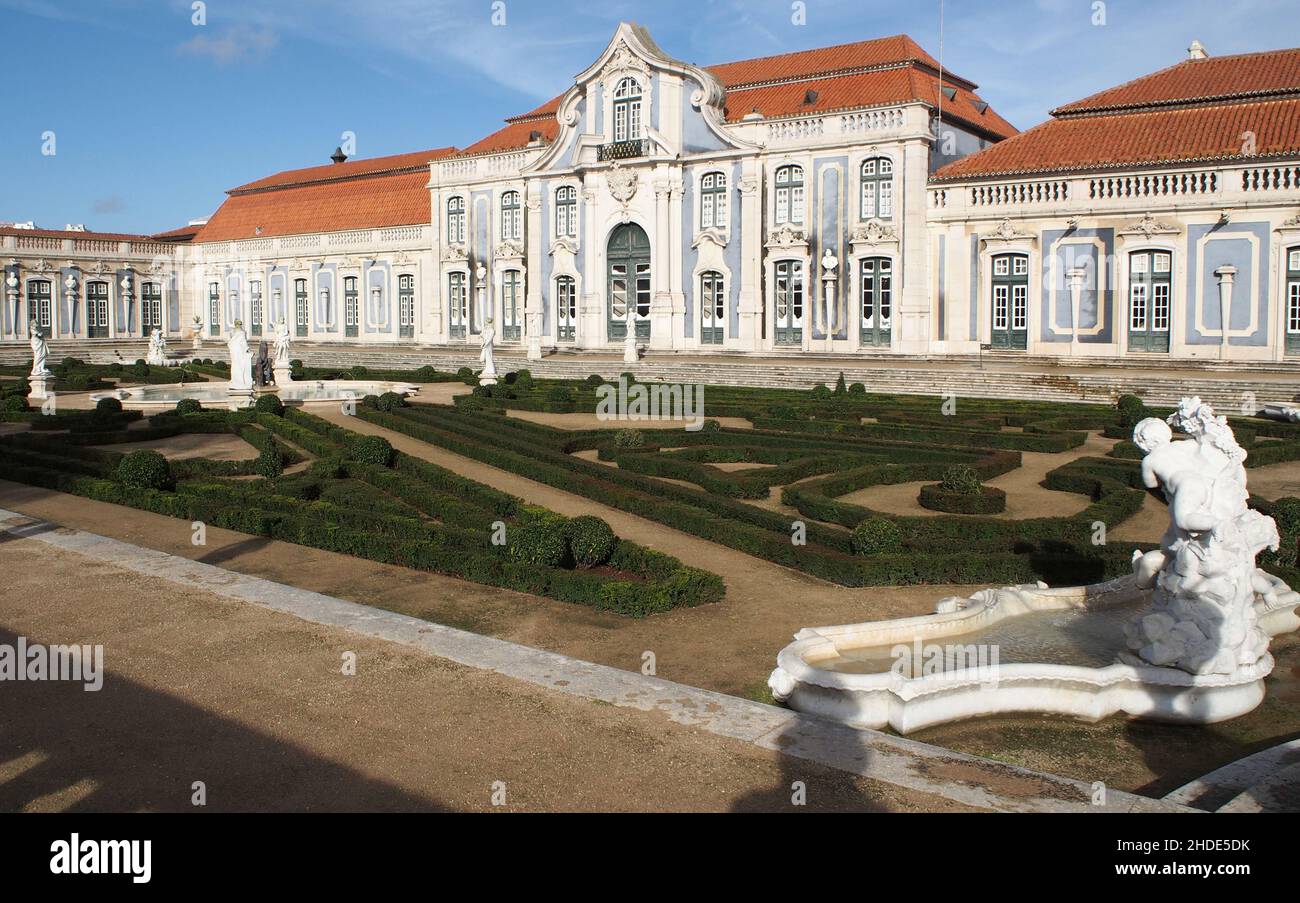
left=1163, top=739, right=1300, bottom=813
left=5, top=339, right=1299, bottom=409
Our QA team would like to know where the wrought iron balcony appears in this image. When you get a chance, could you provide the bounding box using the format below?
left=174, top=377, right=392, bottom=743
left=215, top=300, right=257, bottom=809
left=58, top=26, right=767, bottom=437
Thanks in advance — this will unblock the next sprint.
left=598, top=139, right=649, bottom=161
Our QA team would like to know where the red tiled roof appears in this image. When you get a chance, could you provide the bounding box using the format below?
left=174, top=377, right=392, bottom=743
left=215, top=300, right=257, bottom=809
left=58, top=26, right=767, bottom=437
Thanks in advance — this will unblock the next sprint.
left=1054, top=47, right=1300, bottom=115
left=722, top=66, right=1015, bottom=139
left=0, top=225, right=153, bottom=242
left=932, top=97, right=1300, bottom=181
left=197, top=169, right=434, bottom=242
left=229, top=147, right=458, bottom=193
left=707, top=34, right=953, bottom=88
left=457, top=117, right=560, bottom=157
left=150, top=224, right=203, bottom=242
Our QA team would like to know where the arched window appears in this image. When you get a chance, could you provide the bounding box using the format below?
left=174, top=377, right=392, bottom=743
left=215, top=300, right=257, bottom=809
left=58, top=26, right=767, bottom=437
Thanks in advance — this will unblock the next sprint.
left=294, top=278, right=308, bottom=336
left=249, top=280, right=263, bottom=335
left=500, top=190, right=521, bottom=242
left=140, top=281, right=161, bottom=332
left=446, top=196, right=466, bottom=244
left=861, top=157, right=894, bottom=220
left=613, top=77, right=643, bottom=142
left=501, top=269, right=522, bottom=340
left=555, top=185, right=577, bottom=237
left=701, top=172, right=728, bottom=229
left=775, top=165, right=804, bottom=226
left=556, top=275, right=576, bottom=341
left=207, top=281, right=220, bottom=337
left=859, top=258, right=892, bottom=346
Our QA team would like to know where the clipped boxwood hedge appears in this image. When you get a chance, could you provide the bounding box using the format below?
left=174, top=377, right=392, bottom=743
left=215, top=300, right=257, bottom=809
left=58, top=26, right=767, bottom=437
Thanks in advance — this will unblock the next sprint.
left=918, top=483, right=1007, bottom=514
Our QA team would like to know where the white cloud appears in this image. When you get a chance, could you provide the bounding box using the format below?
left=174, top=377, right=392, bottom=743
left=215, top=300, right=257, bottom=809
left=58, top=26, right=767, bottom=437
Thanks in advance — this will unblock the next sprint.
left=177, top=23, right=280, bottom=66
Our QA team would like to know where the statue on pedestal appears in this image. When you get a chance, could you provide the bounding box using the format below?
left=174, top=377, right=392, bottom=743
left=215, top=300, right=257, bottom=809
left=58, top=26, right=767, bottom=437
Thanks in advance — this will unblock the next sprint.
left=29, top=319, right=51, bottom=377
left=146, top=328, right=168, bottom=366
left=272, top=319, right=293, bottom=385
left=227, top=321, right=254, bottom=393
left=479, top=317, right=498, bottom=385
left=1127, top=397, right=1278, bottom=675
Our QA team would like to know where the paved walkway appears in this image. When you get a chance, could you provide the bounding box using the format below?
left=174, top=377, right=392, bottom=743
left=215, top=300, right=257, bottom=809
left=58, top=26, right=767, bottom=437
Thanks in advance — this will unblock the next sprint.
left=0, top=509, right=1183, bottom=812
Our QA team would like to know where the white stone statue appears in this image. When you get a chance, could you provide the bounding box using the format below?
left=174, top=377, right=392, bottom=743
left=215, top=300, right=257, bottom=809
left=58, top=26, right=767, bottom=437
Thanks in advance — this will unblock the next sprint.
left=227, top=320, right=254, bottom=393
left=146, top=327, right=168, bottom=366
left=273, top=318, right=292, bottom=368
left=478, top=317, right=498, bottom=385
left=1126, top=397, right=1279, bottom=675
left=29, top=319, right=51, bottom=377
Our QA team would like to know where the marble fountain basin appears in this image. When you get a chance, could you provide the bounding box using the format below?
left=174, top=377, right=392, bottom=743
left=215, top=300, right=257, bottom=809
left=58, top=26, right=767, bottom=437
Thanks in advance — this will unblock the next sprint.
left=91, top=380, right=419, bottom=410
left=768, top=574, right=1300, bottom=735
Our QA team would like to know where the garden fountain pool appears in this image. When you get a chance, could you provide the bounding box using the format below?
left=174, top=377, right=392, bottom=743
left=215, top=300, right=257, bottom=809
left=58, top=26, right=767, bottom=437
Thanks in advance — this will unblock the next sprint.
left=770, top=398, right=1300, bottom=734
left=91, top=380, right=420, bottom=410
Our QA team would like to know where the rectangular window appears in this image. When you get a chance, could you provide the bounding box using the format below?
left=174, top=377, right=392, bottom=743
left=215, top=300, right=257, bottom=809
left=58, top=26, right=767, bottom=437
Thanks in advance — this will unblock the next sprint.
left=502, top=270, right=521, bottom=340
left=142, top=282, right=162, bottom=330
left=556, top=277, right=576, bottom=341
left=448, top=272, right=467, bottom=338
left=1289, top=283, right=1300, bottom=334
left=1130, top=284, right=1148, bottom=331
left=399, top=274, right=415, bottom=338
left=344, top=276, right=359, bottom=337
left=1012, top=284, right=1028, bottom=331
left=993, top=285, right=1009, bottom=330
left=879, top=180, right=893, bottom=219
left=1290, top=250, right=1300, bottom=271
left=250, top=280, right=263, bottom=335
left=209, top=282, right=221, bottom=335
left=1152, top=283, right=1170, bottom=332
left=294, top=278, right=309, bottom=336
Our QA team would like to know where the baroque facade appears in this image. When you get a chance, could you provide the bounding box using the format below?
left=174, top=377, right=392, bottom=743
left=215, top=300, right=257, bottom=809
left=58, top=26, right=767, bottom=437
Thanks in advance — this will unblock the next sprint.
left=5, top=25, right=1300, bottom=366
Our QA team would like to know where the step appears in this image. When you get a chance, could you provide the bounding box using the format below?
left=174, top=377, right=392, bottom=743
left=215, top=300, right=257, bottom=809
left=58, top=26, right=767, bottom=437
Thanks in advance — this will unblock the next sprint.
left=1163, top=738, right=1300, bottom=811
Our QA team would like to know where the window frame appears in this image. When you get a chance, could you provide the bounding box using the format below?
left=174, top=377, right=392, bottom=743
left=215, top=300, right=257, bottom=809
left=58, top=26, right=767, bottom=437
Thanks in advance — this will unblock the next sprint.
left=500, top=190, right=521, bottom=242
left=446, top=196, right=466, bottom=245
left=860, top=157, right=895, bottom=221
left=612, top=77, right=643, bottom=143
left=774, top=165, right=804, bottom=226
left=555, top=185, right=578, bottom=238
left=700, top=171, right=728, bottom=230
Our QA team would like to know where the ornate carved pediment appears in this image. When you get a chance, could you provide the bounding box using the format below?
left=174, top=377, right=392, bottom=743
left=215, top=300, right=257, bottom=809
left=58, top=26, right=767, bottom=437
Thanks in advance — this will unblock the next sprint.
left=765, top=223, right=808, bottom=250
left=599, top=42, right=650, bottom=84
left=1277, top=210, right=1300, bottom=232
left=549, top=236, right=579, bottom=257
left=29, top=258, right=53, bottom=273
left=495, top=239, right=525, bottom=260
left=1120, top=213, right=1181, bottom=238
left=691, top=229, right=728, bottom=251
left=90, top=260, right=112, bottom=274
left=850, top=219, right=899, bottom=248
left=441, top=243, right=468, bottom=263
left=978, top=217, right=1037, bottom=251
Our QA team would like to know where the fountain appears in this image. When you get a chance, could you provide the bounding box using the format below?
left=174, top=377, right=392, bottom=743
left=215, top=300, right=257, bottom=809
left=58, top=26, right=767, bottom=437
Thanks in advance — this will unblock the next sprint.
left=768, top=397, right=1300, bottom=734
left=90, top=319, right=418, bottom=411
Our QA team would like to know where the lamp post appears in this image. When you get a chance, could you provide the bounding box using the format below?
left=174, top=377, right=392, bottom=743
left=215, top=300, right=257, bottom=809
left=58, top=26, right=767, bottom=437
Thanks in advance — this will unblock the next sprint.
left=1215, top=265, right=1237, bottom=360
left=1067, top=267, right=1086, bottom=359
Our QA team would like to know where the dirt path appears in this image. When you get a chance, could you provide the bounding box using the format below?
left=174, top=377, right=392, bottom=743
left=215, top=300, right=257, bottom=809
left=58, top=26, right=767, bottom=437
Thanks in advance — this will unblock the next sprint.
left=837, top=431, right=1117, bottom=521
left=0, top=539, right=964, bottom=813
left=92, top=432, right=258, bottom=462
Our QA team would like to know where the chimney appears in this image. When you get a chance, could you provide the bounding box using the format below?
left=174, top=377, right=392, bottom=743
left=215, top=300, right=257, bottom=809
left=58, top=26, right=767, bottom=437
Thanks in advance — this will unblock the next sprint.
left=803, top=89, right=819, bottom=105
left=330, top=147, right=348, bottom=164
left=1188, top=40, right=1209, bottom=60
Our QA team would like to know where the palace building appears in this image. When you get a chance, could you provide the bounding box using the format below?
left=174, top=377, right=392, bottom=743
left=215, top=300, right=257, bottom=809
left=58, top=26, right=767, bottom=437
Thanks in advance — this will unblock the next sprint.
left=4, top=24, right=1299, bottom=366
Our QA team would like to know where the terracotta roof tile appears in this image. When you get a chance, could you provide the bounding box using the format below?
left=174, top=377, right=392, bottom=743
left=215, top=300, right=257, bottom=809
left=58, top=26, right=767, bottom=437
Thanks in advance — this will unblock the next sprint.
left=706, top=34, right=952, bottom=87
left=0, top=225, right=154, bottom=242
left=230, top=147, right=458, bottom=193
left=456, top=118, right=560, bottom=157
left=196, top=169, right=432, bottom=242
left=932, top=97, right=1300, bottom=181
left=1054, top=47, right=1300, bottom=115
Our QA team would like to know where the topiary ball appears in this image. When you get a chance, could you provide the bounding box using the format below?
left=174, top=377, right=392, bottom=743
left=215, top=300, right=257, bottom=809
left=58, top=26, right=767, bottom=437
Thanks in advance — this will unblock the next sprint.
left=376, top=391, right=407, bottom=412
left=95, top=396, right=124, bottom=415
left=253, top=448, right=285, bottom=479
left=117, top=450, right=172, bottom=490
left=254, top=394, right=285, bottom=416
left=613, top=428, right=645, bottom=448
left=361, top=394, right=381, bottom=409
left=811, top=384, right=832, bottom=400
left=939, top=465, right=983, bottom=496
left=585, top=374, right=605, bottom=387
left=564, top=515, right=617, bottom=568
left=351, top=434, right=394, bottom=467
left=508, top=520, right=570, bottom=567
left=1116, top=394, right=1147, bottom=428
left=414, top=365, right=439, bottom=381
left=175, top=398, right=202, bottom=415
left=701, top=419, right=722, bottom=433
left=849, top=382, right=866, bottom=395
left=513, top=369, right=534, bottom=391
left=851, top=517, right=902, bottom=556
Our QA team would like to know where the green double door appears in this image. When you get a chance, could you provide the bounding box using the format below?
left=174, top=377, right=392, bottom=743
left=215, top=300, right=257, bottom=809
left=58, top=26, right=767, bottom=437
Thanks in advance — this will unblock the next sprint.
left=1286, top=248, right=1300, bottom=356
left=990, top=254, right=1028, bottom=350
left=607, top=223, right=650, bottom=341
left=1127, top=250, right=1170, bottom=353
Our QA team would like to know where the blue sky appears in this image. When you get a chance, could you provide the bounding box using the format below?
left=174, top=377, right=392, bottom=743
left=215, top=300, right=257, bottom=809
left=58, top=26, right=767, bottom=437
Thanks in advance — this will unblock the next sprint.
left=2, top=0, right=1296, bottom=235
